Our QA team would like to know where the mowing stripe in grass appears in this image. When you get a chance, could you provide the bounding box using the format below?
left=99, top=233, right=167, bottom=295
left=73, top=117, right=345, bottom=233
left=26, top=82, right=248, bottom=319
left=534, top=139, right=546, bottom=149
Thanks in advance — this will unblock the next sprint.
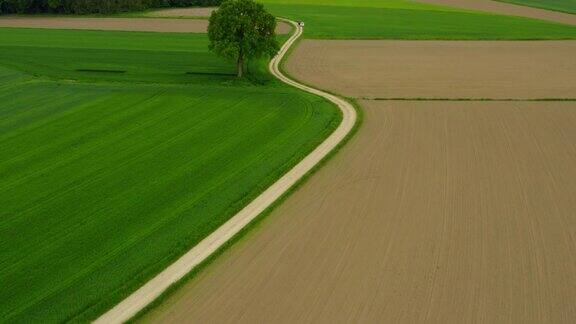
left=76, top=69, right=126, bottom=73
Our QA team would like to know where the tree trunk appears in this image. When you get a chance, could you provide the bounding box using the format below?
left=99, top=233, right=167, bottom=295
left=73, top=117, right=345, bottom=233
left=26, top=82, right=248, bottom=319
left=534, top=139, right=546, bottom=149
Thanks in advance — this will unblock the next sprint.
left=237, top=55, right=244, bottom=78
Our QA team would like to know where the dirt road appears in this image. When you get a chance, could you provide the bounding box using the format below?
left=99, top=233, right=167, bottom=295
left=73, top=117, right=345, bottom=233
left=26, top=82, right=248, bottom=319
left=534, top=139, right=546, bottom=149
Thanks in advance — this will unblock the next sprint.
left=286, top=40, right=576, bottom=99
left=0, top=17, right=291, bottom=34
left=144, top=99, right=576, bottom=323
left=95, top=21, right=356, bottom=324
left=418, top=0, right=576, bottom=25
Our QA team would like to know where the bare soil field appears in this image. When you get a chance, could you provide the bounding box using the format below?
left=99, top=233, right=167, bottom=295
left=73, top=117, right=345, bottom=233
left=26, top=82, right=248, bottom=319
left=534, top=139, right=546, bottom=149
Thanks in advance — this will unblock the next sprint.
left=286, top=40, right=576, bottom=99
left=148, top=7, right=217, bottom=17
left=143, top=100, right=576, bottom=323
left=146, top=8, right=292, bottom=33
left=417, top=0, right=576, bottom=25
left=0, top=16, right=291, bottom=34
left=0, top=17, right=209, bottom=33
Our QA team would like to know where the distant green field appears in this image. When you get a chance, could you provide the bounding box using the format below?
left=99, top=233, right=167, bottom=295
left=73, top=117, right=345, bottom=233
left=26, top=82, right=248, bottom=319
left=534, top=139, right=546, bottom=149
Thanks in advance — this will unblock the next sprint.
left=262, top=0, right=576, bottom=39
left=0, top=28, right=339, bottom=322
left=497, top=0, right=576, bottom=14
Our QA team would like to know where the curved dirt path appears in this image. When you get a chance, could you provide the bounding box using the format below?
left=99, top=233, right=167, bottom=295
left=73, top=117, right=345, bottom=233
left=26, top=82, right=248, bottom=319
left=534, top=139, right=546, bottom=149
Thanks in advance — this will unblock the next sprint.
left=418, top=0, right=576, bottom=25
left=94, top=20, right=356, bottom=324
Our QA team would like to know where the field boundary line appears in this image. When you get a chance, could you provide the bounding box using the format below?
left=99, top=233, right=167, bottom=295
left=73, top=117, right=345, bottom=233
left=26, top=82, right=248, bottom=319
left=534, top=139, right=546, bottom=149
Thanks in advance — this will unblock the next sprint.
left=364, top=97, right=576, bottom=101
left=493, top=0, right=576, bottom=16
left=94, top=19, right=357, bottom=324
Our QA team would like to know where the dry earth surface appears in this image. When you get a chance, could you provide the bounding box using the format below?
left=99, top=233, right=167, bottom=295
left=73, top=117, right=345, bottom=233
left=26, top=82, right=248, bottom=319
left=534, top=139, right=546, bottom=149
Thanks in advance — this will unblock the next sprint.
left=417, top=0, right=576, bottom=25
left=0, top=17, right=209, bottom=33
left=286, top=40, right=576, bottom=99
left=0, top=16, right=291, bottom=34
left=143, top=100, right=576, bottom=323
left=148, top=7, right=217, bottom=17
left=145, top=7, right=292, bottom=33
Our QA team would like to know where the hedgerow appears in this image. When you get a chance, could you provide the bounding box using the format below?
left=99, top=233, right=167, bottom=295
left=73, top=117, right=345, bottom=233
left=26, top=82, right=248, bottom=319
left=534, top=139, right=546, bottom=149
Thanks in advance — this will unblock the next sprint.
left=0, top=0, right=222, bottom=14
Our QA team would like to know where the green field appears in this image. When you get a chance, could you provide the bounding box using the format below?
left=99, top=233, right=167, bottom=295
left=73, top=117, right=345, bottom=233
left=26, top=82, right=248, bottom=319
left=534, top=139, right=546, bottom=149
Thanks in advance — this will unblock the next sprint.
left=262, top=0, right=576, bottom=39
left=497, top=0, right=576, bottom=14
left=0, top=28, right=339, bottom=322
left=0, top=28, right=290, bottom=84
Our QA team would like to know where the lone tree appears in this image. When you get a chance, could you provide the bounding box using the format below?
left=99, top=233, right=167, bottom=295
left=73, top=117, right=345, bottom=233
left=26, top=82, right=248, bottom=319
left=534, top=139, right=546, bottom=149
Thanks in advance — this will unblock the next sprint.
left=208, top=0, right=279, bottom=78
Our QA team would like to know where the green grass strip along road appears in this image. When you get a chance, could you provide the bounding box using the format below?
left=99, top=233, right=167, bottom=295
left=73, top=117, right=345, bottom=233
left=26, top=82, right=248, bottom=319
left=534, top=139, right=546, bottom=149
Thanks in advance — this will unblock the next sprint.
left=0, top=26, right=340, bottom=322
left=261, top=0, right=576, bottom=39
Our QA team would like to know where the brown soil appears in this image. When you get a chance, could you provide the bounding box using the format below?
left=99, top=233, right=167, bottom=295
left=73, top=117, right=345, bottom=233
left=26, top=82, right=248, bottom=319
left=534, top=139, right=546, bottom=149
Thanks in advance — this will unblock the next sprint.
left=146, top=7, right=292, bottom=34
left=286, top=40, right=576, bottom=99
left=0, top=17, right=209, bottom=33
left=148, top=7, right=217, bottom=18
left=0, top=16, right=291, bottom=34
left=143, top=100, right=576, bottom=323
left=418, top=0, right=576, bottom=25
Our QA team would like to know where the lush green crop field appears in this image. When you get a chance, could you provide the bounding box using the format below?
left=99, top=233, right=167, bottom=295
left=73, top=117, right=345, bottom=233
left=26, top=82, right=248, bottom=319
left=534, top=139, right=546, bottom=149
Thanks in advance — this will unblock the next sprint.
left=0, top=28, right=289, bottom=84
left=262, top=0, right=576, bottom=39
left=0, top=28, right=339, bottom=322
left=497, top=0, right=576, bottom=14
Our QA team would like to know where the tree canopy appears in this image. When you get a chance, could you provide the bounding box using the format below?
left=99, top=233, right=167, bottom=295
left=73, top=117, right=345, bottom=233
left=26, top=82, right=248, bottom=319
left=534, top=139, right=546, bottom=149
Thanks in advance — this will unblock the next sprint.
left=208, top=0, right=279, bottom=78
left=0, top=0, right=222, bottom=15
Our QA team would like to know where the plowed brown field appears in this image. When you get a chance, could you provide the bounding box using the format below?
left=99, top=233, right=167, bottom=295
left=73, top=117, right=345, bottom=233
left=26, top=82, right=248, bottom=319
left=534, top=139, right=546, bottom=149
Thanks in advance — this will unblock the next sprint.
left=144, top=100, right=576, bottom=323
left=0, top=17, right=210, bottom=33
left=0, top=17, right=291, bottom=34
left=149, top=7, right=217, bottom=17
left=286, top=40, right=576, bottom=99
left=417, top=0, right=576, bottom=25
